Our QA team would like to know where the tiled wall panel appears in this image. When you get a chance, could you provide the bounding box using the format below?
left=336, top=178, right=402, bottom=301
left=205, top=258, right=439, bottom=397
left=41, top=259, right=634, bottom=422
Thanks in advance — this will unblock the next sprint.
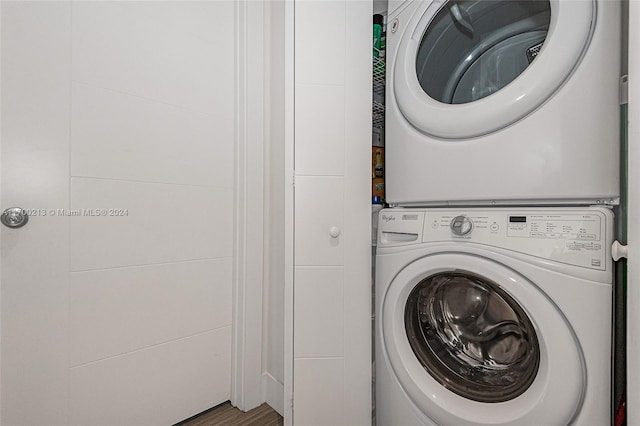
left=294, top=84, right=345, bottom=176
left=294, top=176, right=344, bottom=266
left=293, top=0, right=371, bottom=424
left=293, top=358, right=345, bottom=425
left=294, top=1, right=345, bottom=86
left=294, top=267, right=344, bottom=358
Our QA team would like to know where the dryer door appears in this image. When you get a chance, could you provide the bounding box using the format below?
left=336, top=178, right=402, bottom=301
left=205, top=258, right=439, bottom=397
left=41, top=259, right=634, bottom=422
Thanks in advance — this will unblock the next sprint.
left=393, top=0, right=594, bottom=139
left=381, top=252, right=584, bottom=425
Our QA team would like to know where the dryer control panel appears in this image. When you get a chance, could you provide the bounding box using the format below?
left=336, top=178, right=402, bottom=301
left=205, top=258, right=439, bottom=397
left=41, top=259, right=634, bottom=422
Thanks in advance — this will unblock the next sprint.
left=378, top=208, right=613, bottom=271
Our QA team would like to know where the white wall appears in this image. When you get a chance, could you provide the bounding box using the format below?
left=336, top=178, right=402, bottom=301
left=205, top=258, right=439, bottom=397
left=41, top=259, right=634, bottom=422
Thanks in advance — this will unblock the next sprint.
left=1, top=2, right=237, bottom=424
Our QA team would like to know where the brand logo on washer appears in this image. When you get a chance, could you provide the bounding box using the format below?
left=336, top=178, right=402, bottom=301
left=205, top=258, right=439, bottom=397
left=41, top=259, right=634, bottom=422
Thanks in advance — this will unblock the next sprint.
left=381, top=214, right=396, bottom=223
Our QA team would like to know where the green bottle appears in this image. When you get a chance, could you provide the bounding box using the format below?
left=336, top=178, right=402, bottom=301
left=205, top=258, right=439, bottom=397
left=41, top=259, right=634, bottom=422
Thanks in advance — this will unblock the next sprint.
left=373, top=14, right=383, bottom=58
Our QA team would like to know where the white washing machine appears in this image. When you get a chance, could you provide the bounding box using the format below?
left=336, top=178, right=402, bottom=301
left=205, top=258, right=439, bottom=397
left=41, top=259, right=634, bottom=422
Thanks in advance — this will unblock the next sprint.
left=375, top=207, right=613, bottom=425
left=385, top=0, right=621, bottom=206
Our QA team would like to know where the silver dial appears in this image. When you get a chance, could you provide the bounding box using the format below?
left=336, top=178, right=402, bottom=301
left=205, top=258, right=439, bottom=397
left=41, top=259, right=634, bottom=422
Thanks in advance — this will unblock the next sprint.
left=450, top=215, right=473, bottom=236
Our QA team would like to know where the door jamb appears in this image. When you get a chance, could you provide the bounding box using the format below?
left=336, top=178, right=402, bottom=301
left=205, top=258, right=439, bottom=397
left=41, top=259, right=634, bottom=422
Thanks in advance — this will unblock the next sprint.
left=283, top=0, right=295, bottom=423
left=231, top=0, right=265, bottom=412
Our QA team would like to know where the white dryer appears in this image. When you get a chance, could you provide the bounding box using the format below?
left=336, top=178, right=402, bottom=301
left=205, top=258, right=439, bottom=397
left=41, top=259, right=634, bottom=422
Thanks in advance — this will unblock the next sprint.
left=375, top=207, right=613, bottom=425
left=385, top=0, right=621, bottom=206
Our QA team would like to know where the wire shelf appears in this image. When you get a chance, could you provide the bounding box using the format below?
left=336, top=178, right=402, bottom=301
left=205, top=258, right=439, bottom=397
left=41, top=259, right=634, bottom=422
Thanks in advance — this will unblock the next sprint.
left=373, top=101, right=385, bottom=130
left=373, top=55, right=385, bottom=131
left=373, top=56, right=385, bottom=99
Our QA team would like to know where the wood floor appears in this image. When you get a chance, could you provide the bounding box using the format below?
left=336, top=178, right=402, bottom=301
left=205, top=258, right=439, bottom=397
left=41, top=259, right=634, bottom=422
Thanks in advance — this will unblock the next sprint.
left=177, top=402, right=283, bottom=426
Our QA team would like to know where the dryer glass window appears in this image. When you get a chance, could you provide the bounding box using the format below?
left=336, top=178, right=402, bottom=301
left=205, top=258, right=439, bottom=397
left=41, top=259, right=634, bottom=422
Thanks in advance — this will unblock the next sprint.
left=405, top=272, right=540, bottom=402
left=416, top=0, right=551, bottom=104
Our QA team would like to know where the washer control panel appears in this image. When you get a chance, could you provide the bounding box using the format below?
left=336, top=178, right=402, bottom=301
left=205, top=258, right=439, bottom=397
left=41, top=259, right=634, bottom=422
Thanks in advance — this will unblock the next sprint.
left=378, top=208, right=613, bottom=271
left=506, top=213, right=601, bottom=241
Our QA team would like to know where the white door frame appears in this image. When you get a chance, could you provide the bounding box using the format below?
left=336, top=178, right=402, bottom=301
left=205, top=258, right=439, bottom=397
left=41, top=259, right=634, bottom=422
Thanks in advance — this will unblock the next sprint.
left=0, top=3, right=4, bottom=422
left=231, top=0, right=266, bottom=412
left=283, top=0, right=295, bottom=423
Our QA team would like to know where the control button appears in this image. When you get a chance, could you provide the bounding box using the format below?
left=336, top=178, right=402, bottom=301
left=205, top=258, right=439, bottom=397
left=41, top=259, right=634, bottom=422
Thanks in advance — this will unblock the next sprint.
left=545, top=233, right=561, bottom=239
left=450, top=215, right=473, bottom=236
left=530, top=232, right=544, bottom=237
left=431, top=220, right=439, bottom=229
left=490, top=223, right=499, bottom=231
left=578, top=234, right=596, bottom=240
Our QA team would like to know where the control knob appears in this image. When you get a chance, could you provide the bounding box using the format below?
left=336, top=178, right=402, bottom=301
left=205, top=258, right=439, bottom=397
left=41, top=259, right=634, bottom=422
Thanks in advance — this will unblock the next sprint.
left=450, top=215, right=473, bottom=236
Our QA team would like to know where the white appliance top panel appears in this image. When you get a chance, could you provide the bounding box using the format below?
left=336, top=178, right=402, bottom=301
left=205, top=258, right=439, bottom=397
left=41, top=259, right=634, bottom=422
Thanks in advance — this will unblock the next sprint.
left=378, top=208, right=613, bottom=271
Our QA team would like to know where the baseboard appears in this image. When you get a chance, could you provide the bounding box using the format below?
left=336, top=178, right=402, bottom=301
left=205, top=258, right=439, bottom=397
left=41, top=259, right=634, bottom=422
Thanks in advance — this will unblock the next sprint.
left=262, top=372, right=284, bottom=417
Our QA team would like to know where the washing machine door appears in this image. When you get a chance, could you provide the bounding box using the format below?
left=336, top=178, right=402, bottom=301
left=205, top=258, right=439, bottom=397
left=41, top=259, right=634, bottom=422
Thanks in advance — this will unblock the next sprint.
left=393, top=0, right=594, bottom=139
left=381, top=252, right=585, bottom=425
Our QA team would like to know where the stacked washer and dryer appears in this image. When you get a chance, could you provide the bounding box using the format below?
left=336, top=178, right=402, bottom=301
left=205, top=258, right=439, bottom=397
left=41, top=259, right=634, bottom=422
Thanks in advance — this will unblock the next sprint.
left=375, top=0, right=621, bottom=425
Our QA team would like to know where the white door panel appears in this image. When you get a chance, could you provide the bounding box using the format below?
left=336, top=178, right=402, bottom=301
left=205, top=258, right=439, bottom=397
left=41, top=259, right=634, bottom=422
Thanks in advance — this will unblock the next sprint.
left=71, top=1, right=234, bottom=115
left=69, top=259, right=232, bottom=367
left=69, top=178, right=232, bottom=271
left=69, top=327, right=231, bottom=426
left=1, top=2, right=71, bottom=424
left=1, top=2, right=236, bottom=424
left=70, top=82, right=233, bottom=187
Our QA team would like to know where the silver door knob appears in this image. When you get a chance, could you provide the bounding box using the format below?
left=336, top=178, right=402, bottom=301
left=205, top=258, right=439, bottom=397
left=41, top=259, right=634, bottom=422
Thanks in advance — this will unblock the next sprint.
left=1, top=207, right=29, bottom=229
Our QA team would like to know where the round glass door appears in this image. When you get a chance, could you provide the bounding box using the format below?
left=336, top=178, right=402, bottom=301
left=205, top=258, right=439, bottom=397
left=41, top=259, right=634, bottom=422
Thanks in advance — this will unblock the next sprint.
left=416, top=0, right=551, bottom=105
left=404, top=271, right=539, bottom=402
left=382, top=253, right=585, bottom=424
left=392, top=0, right=594, bottom=138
